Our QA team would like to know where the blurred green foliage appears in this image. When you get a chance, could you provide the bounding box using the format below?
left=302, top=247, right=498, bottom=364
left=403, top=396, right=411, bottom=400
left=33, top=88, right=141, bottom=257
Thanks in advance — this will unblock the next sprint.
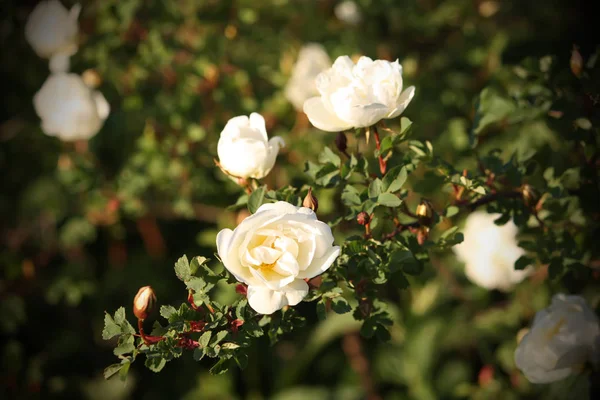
left=1, top=0, right=598, bottom=399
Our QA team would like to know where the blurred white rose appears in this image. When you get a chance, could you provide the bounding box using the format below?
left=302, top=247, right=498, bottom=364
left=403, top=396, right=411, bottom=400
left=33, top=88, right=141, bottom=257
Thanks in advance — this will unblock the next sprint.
left=335, top=1, right=362, bottom=25
left=217, top=113, right=285, bottom=179
left=515, top=294, right=600, bottom=383
left=25, top=1, right=80, bottom=61
left=303, top=56, right=415, bottom=132
left=33, top=73, right=110, bottom=141
left=285, top=44, right=331, bottom=111
left=453, top=211, right=531, bottom=291
left=217, top=201, right=340, bottom=314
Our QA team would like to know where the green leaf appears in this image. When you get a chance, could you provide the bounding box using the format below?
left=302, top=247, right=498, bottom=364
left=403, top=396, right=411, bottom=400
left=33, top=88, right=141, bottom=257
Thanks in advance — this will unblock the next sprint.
left=199, top=331, right=212, bottom=348
left=193, top=347, right=205, bottom=361
left=318, top=146, right=341, bottom=167
left=342, top=185, right=362, bottom=207
left=103, top=363, right=124, bottom=380
left=248, top=185, right=267, bottom=214
left=440, top=226, right=459, bottom=239
left=235, top=299, right=247, bottom=320
left=473, top=88, right=516, bottom=135
left=316, top=299, right=327, bottom=320
left=445, top=206, right=459, bottom=218
left=377, top=193, right=402, bottom=207
left=383, top=166, right=407, bottom=193
left=209, top=358, right=231, bottom=375
left=145, top=356, right=167, bottom=373
left=190, top=256, right=208, bottom=275
left=368, top=179, right=384, bottom=199
left=113, top=335, right=135, bottom=356
left=390, top=250, right=422, bottom=275
left=400, top=117, right=413, bottom=135
left=514, top=255, right=533, bottom=271
left=379, top=136, right=393, bottom=155
left=221, top=342, right=241, bottom=350
left=118, top=361, right=131, bottom=382
left=174, top=255, right=191, bottom=281
left=113, top=307, right=127, bottom=326
left=102, top=312, right=121, bottom=340
left=160, top=305, right=177, bottom=320
left=331, top=297, right=352, bottom=314
left=210, top=330, right=229, bottom=346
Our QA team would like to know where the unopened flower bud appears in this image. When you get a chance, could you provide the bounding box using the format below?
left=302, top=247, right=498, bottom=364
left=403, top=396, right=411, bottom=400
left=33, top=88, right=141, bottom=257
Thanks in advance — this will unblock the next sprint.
left=570, top=46, right=583, bottom=78
left=357, top=211, right=370, bottom=226
left=335, top=132, right=348, bottom=154
left=416, top=200, right=433, bottom=226
left=302, top=187, right=319, bottom=212
left=133, top=286, right=156, bottom=320
left=521, top=184, right=539, bottom=208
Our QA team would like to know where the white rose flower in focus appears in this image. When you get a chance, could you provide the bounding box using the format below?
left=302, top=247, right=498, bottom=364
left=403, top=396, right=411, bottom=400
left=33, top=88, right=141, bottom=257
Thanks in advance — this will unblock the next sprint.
left=303, top=56, right=415, bottom=132
left=335, top=1, right=362, bottom=25
left=453, top=211, right=531, bottom=291
left=217, top=113, right=285, bottom=179
left=515, top=294, right=600, bottom=383
left=25, top=1, right=81, bottom=60
left=33, top=73, right=110, bottom=141
left=285, top=44, right=331, bottom=111
left=217, top=201, right=341, bottom=314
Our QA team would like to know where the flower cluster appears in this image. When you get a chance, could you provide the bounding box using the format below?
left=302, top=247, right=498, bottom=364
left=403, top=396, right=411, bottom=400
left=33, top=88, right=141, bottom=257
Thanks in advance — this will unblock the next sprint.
left=26, top=1, right=109, bottom=142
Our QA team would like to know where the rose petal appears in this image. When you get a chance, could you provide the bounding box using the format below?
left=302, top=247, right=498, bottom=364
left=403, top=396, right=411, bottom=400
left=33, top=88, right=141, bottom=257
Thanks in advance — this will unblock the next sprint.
left=217, top=228, right=255, bottom=285
left=247, top=286, right=287, bottom=315
left=249, top=112, right=269, bottom=143
left=387, top=86, right=415, bottom=119
left=303, top=97, right=353, bottom=132
left=297, top=245, right=340, bottom=279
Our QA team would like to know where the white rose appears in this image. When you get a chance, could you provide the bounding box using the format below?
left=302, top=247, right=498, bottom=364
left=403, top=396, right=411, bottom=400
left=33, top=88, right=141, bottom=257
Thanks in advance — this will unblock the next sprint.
left=217, top=113, right=285, bottom=179
left=515, top=294, right=600, bottom=383
left=33, top=73, right=110, bottom=141
left=216, top=201, right=341, bottom=314
left=25, top=1, right=81, bottom=60
left=284, top=44, right=332, bottom=111
left=303, top=56, right=415, bottom=132
left=453, top=211, right=531, bottom=291
left=334, top=1, right=362, bottom=25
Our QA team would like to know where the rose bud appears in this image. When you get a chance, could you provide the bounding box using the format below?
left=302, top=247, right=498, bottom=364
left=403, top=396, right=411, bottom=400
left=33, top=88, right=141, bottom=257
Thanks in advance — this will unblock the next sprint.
left=133, top=286, right=156, bottom=320
left=570, top=46, right=583, bottom=78
left=520, top=184, right=539, bottom=209
left=335, top=132, right=348, bottom=154
left=302, top=187, right=319, bottom=212
left=357, top=211, right=370, bottom=226
left=416, top=200, right=433, bottom=226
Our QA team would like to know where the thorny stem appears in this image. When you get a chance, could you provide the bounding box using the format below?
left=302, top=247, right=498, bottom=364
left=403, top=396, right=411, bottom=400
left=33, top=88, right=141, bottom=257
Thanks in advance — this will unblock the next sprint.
left=372, top=126, right=387, bottom=175
left=364, top=220, right=372, bottom=239
left=457, top=190, right=522, bottom=211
